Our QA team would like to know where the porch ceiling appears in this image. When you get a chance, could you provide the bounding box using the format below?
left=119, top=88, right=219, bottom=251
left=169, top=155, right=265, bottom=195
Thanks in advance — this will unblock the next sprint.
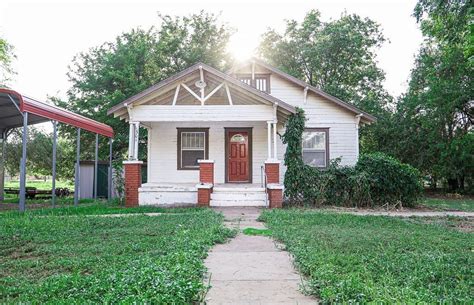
left=107, top=62, right=295, bottom=123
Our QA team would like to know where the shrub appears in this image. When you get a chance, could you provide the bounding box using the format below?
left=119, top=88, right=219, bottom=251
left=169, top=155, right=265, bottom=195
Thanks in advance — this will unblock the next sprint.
left=294, top=160, right=372, bottom=208
left=356, top=152, right=423, bottom=207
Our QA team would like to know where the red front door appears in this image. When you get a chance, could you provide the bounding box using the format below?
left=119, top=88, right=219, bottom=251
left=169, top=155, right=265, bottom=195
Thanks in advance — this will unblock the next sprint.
left=228, top=131, right=250, bottom=182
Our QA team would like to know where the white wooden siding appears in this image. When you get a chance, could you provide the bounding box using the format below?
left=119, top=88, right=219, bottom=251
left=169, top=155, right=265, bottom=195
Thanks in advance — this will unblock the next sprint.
left=148, top=121, right=270, bottom=184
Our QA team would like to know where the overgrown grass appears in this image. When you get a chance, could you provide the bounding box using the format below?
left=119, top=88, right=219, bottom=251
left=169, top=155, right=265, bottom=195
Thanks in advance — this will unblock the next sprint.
left=0, top=201, right=203, bottom=217
left=421, top=197, right=474, bottom=212
left=0, top=208, right=233, bottom=303
left=260, top=209, right=473, bottom=304
left=1, top=196, right=92, bottom=205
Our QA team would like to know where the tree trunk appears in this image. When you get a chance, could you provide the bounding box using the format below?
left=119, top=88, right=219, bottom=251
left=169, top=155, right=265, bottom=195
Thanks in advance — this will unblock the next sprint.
left=458, top=176, right=465, bottom=191
left=447, top=178, right=459, bottom=192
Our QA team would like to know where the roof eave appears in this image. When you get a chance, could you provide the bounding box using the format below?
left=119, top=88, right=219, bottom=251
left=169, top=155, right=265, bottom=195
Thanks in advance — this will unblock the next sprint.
left=235, top=58, right=377, bottom=122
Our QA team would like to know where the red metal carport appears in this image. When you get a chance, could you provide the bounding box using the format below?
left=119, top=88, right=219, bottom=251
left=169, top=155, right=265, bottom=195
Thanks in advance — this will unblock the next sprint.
left=0, top=88, right=114, bottom=211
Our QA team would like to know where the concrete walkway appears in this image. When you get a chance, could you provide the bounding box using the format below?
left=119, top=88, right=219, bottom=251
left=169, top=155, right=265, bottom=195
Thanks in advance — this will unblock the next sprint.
left=204, top=207, right=316, bottom=305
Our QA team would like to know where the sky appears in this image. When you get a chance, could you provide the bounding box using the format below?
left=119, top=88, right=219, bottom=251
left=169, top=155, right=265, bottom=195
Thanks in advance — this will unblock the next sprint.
left=0, top=0, right=423, bottom=102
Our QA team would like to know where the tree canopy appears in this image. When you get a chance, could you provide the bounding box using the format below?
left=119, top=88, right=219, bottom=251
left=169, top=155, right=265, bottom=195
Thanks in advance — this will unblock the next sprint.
left=0, top=36, right=16, bottom=87
left=258, top=10, right=392, bottom=116
left=5, top=127, right=74, bottom=179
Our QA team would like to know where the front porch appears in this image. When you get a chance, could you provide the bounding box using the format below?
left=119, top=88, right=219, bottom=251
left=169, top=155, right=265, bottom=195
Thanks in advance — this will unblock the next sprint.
left=139, top=183, right=268, bottom=207
left=132, top=120, right=284, bottom=207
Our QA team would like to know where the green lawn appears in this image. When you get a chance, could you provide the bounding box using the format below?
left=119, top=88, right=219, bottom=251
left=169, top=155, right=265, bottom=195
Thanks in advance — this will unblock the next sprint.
left=0, top=207, right=233, bottom=303
left=5, top=179, right=74, bottom=190
left=421, top=197, right=474, bottom=212
left=260, top=209, right=473, bottom=304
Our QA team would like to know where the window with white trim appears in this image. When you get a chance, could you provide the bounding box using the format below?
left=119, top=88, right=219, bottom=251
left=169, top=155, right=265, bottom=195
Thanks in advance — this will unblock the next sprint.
left=177, top=129, right=208, bottom=170
left=302, top=129, right=329, bottom=168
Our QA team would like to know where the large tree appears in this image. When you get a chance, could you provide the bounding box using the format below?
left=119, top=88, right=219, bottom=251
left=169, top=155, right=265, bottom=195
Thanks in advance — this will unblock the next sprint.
left=56, top=11, right=234, bottom=160
left=258, top=10, right=391, bottom=117
left=391, top=0, right=473, bottom=191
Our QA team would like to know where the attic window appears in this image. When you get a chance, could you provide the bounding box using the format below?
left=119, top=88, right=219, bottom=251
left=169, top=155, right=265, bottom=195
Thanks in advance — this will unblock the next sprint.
left=237, top=74, right=270, bottom=93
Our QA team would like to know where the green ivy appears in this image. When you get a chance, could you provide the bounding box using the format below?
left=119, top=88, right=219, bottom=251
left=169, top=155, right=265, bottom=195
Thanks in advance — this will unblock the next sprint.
left=281, top=107, right=306, bottom=201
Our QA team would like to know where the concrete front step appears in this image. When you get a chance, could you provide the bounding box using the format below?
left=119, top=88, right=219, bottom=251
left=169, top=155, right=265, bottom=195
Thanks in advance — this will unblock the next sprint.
left=210, top=199, right=267, bottom=207
left=211, top=192, right=267, bottom=201
left=211, top=184, right=267, bottom=206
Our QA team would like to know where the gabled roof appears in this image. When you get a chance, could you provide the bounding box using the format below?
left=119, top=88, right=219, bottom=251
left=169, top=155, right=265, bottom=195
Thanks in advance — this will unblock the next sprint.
left=0, top=88, right=114, bottom=137
left=229, top=58, right=377, bottom=123
left=107, top=62, right=296, bottom=116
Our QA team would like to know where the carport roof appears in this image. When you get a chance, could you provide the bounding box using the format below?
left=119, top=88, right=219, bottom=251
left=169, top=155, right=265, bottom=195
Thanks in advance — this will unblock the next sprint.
left=0, top=88, right=113, bottom=137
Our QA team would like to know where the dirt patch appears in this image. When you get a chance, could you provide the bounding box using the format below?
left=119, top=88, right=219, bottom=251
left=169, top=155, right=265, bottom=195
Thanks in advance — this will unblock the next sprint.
left=320, top=205, right=434, bottom=213
left=406, top=216, right=474, bottom=233
left=424, top=190, right=474, bottom=200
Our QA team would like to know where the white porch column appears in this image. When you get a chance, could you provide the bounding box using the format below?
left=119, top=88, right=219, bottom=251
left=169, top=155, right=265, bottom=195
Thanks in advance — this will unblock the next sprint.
left=134, top=122, right=140, bottom=160
left=267, top=121, right=272, bottom=159
left=273, top=122, right=277, bottom=160
left=355, top=114, right=363, bottom=159
left=128, top=122, right=134, bottom=160
left=128, top=122, right=140, bottom=160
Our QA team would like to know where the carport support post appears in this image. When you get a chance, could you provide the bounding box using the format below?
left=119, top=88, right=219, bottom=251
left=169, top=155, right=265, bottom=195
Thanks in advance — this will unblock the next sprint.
left=0, top=129, right=7, bottom=201
left=108, top=138, right=112, bottom=200
left=94, top=133, right=98, bottom=200
left=19, top=112, right=28, bottom=212
left=51, top=121, right=57, bottom=207
left=74, top=128, right=81, bottom=206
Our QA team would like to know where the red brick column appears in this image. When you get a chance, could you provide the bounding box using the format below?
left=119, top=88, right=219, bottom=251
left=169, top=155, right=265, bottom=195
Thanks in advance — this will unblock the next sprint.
left=199, top=160, right=214, bottom=184
left=197, top=160, right=214, bottom=206
left=267, top=185, right=284, bottom=208
left=123, top=161, right=142, bottom=207
left=265, top=161, right=280, bottom=184
left=197, top=185, right=212, bottom=206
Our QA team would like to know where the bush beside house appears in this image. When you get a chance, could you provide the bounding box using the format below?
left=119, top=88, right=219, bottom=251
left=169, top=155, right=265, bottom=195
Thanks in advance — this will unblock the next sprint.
left=283, top=108, right=423, bottom=207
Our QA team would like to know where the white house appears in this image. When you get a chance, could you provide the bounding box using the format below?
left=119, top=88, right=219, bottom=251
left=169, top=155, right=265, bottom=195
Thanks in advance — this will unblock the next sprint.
left=107, top=58, right=376, bottom=208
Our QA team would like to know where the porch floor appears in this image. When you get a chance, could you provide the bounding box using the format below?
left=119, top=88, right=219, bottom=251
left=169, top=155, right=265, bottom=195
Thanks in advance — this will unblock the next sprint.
left=141, top=182, right=265, bottom=189
left=139, top=182, right=267, bottom=207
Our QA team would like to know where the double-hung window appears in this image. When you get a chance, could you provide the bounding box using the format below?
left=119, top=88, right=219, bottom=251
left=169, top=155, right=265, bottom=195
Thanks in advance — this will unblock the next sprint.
left=177, top=128, right=209, bottom=170
left=302, top=128, right=329, bottom=168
